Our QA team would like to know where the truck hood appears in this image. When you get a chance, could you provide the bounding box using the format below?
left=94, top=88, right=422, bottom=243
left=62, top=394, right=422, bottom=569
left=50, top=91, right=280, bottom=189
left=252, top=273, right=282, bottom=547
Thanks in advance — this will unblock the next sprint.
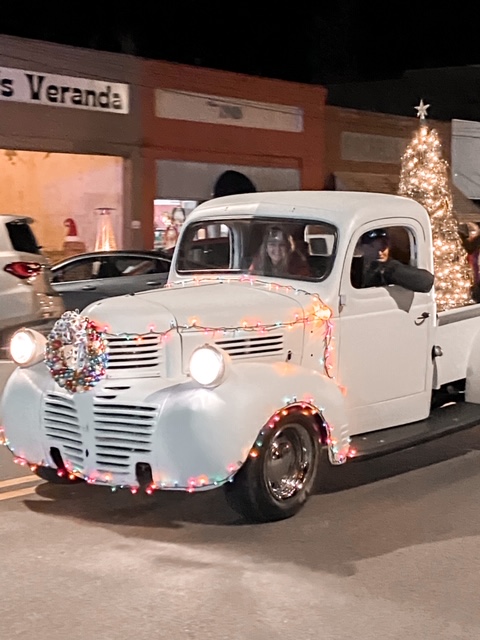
left=83, top=280, right=312, bottom=335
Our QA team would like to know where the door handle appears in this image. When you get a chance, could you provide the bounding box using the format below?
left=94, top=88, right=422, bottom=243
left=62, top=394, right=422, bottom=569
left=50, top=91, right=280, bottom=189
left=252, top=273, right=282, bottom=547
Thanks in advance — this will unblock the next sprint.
left=81, top=284, right=96, bottom=290
left=415, top=311, right=430, bottom=326
left=146, top=281, right=162, bottom=286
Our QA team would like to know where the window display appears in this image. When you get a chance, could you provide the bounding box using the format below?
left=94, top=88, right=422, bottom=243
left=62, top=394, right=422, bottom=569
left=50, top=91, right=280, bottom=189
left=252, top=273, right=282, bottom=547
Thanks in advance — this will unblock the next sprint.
left=153, top=199, right=197, bottom=251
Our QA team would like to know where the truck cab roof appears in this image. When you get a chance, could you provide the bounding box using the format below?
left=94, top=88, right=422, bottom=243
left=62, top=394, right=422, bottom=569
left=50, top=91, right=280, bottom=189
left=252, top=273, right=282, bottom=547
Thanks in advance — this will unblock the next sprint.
left=191, top=191, right=431, bottom=231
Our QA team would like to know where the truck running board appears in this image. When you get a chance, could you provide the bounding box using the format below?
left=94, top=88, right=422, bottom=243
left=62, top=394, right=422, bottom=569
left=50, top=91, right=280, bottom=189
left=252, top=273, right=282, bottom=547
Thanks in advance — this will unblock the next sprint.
left=349, top=401, right=480, bottom=461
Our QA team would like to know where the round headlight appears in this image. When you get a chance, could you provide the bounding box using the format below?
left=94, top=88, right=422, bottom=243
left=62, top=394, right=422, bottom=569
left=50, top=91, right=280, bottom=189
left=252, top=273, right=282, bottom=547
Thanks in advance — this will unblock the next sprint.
left=10, top=329, right=46, bottom=366
left=189, top=345, right=226, bottom=387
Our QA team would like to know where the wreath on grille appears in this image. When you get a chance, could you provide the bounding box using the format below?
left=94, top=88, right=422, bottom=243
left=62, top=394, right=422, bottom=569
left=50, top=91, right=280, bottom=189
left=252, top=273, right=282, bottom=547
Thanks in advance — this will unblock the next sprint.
left=45, top=311, right=109, bottom=393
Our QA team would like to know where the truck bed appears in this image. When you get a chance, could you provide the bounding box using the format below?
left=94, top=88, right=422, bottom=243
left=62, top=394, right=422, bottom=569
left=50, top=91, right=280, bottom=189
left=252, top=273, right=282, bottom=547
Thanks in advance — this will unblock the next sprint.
left=435, top=303, right=480, bottom=387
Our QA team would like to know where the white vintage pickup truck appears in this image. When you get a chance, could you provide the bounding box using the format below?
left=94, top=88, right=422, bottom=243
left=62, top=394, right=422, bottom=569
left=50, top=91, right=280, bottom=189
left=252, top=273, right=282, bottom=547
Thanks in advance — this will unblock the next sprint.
left=3, top=191, right=480, bottom=523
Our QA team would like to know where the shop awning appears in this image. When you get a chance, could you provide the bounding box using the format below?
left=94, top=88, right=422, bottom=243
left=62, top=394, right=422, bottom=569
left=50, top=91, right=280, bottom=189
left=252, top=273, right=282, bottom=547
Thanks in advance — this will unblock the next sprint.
left=333, top=171, right=480, bottom=223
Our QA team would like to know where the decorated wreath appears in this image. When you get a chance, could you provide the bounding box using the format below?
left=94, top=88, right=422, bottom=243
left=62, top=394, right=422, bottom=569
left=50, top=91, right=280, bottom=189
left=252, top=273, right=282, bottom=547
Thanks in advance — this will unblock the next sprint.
left=45, top=311, right=109, bottom=393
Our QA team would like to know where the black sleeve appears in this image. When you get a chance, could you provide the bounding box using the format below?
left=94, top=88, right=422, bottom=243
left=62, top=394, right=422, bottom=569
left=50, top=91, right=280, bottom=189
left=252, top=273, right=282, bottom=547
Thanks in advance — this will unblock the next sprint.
left=383, top=259, right=435, bottom=293
left=363, top=261, right=385, bottom=287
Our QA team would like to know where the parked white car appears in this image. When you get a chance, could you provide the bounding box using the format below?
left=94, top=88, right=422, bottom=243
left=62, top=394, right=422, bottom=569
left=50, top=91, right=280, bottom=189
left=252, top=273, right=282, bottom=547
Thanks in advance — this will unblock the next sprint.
left=3, top=192, right=480, bottom=523
left=0, top=214, right=64, bottom=392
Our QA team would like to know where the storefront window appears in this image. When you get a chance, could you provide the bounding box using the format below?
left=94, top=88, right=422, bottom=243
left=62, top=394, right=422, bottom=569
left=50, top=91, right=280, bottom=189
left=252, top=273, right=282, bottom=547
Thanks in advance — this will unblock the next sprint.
left=154, top=199, right=198, bottom=251
left=0, top=149, right=123, bottom=264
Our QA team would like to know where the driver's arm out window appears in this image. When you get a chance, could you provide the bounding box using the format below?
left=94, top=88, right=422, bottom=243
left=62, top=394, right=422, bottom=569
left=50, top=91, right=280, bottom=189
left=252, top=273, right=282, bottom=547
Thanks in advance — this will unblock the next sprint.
left=350, top=226, right=412, bottom=289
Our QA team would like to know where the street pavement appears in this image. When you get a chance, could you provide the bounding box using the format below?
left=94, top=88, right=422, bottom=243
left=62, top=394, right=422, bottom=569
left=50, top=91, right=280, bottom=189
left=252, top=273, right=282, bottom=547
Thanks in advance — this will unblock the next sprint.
left=1, top=425, right=480, bottom=639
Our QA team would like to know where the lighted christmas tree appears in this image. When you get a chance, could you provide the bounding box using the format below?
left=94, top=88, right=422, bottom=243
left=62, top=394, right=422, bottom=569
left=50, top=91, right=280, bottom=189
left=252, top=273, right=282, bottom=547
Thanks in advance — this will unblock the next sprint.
left=398, top=100, right=473, bottom=311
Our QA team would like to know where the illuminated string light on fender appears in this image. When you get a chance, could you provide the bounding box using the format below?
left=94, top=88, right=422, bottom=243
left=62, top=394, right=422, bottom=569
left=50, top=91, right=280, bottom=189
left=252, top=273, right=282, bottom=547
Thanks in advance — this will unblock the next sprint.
left=251, top=400, right=352, bottom=465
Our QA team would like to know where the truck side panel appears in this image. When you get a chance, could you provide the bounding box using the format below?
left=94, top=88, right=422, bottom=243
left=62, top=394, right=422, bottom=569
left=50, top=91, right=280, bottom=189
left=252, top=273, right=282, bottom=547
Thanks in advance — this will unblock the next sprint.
left=435, top=305, right=480, bottom=388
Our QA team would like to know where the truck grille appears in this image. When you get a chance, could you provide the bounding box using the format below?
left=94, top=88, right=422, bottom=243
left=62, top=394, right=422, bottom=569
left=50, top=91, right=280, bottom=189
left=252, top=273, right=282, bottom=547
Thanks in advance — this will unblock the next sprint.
left=43, top=393, right=84, bottom=468
left=93, top=401, right=157, bottom=477
left=106, top=334, right=163, bottom=374
left=215, top=334, right=284, bottom=359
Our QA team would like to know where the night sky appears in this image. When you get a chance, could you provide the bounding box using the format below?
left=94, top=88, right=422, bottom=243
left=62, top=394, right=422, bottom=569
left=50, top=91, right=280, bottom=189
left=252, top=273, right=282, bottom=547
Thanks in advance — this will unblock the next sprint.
left=1, top=3, right=479, bottom=85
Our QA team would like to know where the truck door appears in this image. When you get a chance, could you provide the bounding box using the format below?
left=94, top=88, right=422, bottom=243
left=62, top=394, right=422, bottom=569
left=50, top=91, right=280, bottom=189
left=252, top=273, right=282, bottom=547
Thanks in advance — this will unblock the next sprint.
left=337, top=221, right=435, bottom=434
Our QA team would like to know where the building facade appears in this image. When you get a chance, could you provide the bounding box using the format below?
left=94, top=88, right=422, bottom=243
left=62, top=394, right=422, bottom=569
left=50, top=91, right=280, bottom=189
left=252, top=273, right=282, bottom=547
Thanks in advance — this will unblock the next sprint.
left=0, top=35, right=328, bottom=258
left=324, top=105, right=480, bottom=223
left=2, top=33, right=477, bottom=261
left=0, top=34, right=140, bottom=261
left=138, top=58, right=327, bottom=249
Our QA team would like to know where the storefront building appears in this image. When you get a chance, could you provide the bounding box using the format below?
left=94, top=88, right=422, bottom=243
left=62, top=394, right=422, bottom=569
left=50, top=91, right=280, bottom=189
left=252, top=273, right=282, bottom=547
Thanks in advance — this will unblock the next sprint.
left=139, top=59, right=327, bottom=249
left=0, top=34, right=143, bottom=262
left=0, top=34, right=328, bottom=259
left=324, top=105, right=480, bottom=223
left=4, top=33, right=480, bottom=264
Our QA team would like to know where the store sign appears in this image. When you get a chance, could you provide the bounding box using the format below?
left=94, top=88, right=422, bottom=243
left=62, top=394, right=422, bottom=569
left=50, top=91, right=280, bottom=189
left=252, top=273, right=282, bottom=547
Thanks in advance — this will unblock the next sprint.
left=452, top=119, right=480, bottom=199
left=0, top=65, right=129, bottom=114
left=341, top=132, right=406, bottom=164
left=155, top=89, right=303, bottom=132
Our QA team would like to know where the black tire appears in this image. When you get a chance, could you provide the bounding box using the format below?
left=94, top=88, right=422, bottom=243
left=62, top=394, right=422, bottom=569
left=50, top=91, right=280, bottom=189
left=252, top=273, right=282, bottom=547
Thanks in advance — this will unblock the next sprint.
left=224, top=412, right=320, bottom=523
left=34, top=465, right=84, bottom=485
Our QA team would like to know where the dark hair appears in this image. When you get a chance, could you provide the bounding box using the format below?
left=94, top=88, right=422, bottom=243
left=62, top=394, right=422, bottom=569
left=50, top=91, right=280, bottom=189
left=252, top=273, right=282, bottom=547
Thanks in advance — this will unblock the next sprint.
left=171, top=207, right=186, bottom=225
left=250, top=226, right=294, bottom=273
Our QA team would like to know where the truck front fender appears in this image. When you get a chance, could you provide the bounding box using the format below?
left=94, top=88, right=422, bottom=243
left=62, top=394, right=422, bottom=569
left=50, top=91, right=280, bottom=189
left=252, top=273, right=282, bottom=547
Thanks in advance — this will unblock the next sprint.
left=148, top=361, right=350, bottom=488
left=226, top=361, right=350, bottom=462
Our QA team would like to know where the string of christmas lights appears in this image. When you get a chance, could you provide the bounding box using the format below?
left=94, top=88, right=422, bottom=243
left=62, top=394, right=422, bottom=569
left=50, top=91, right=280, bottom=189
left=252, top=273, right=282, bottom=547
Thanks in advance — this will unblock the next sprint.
left=44, top=278, right=334, bottom=392
left=1, top=275, right=344, bottom=494
left=101, top=276, right=336, bottom=377
left=1, top=399, right=354, bottom=495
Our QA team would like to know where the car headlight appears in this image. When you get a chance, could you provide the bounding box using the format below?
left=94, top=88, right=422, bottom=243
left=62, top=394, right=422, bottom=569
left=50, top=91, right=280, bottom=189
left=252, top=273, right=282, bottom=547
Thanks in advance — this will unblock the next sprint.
left=10, top=329, right=46, bottom=366
left=189, top=344, right=227, bottom=387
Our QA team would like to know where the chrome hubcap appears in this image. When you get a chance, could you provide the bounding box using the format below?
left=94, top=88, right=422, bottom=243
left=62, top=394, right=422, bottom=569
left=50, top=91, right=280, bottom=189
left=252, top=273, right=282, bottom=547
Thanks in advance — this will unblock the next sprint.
left=264, top=423, right=314, bottom=501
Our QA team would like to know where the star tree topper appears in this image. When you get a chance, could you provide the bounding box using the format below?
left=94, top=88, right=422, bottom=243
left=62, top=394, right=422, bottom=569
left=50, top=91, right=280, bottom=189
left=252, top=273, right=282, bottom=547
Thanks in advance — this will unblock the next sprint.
left=415, top=99, right=430, bottom=121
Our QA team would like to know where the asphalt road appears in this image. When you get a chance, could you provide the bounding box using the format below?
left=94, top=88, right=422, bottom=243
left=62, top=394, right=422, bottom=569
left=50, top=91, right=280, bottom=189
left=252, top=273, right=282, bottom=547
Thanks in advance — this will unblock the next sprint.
left=1, top=425, right=480, bottom=640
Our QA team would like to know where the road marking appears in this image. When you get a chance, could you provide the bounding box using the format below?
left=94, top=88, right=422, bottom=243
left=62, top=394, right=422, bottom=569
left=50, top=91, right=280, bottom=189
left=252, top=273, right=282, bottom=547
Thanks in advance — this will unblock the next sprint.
left=0, top=475, right=40, bottom=490
left=0, top=486, right=38, bottom=501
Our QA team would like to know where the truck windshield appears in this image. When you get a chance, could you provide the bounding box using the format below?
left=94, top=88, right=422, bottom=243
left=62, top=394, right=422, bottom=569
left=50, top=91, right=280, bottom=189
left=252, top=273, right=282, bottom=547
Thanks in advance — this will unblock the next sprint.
left=176, top=217, right=337, bottom=282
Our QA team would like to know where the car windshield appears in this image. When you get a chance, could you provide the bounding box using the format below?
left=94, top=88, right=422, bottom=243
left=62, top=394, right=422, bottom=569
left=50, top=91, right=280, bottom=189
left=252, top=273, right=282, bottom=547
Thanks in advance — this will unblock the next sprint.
left=176, top=217, right=337, bottom=281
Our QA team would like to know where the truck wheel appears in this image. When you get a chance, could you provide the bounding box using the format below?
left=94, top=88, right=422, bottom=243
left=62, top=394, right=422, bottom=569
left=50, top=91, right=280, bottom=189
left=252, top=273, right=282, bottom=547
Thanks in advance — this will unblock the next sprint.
left=224, top=412, right=320, bottom=522
left=34, top=466, right=84, bottom=485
